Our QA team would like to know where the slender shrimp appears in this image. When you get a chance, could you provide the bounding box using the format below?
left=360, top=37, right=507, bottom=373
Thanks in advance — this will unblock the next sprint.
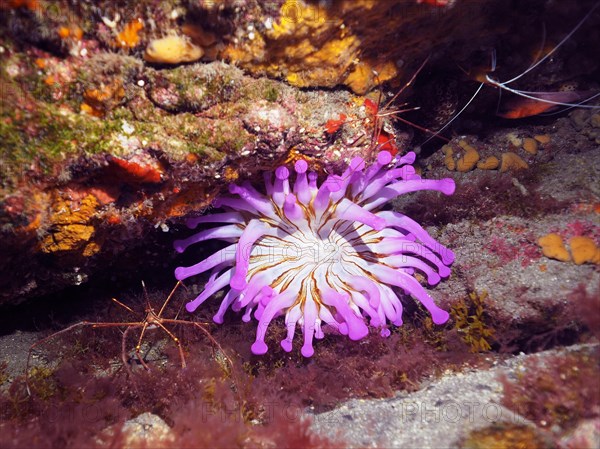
left=423, top=1, right=600, bottom=143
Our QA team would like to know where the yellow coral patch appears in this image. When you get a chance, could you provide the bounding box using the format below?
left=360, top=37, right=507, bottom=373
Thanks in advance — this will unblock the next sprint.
left=116, top=19, right=144, bottom=49
left=522, top=137, right=538, bottom=155
left=344, top=60, right=398, bottom=95
left=81, top=80, right=125, bottom=117
left=270, top=0, right=335, bottom=38
left=40, top=194, right=100, bottom=255
left=534, top=134, right=550, bottom=144
left=500, top=152, right=528, bottom=172
left=506, top=132, right=522, bottom=148
left=569, top=236, right=600, bottom=265
left=456, top=140, right=479, bottom=172
left=144, top=35, right=203, bottom=64
left=42, top=224, right=95, bottom=253
left=83, top=242, right=101, bottom=257
left=221, top=0, right=401, bottom=93
left=477, top=156, right=499, bottom=170
left=538, top=233, right=571, bottom=262
left=441, top=145, right=455, bottom=171
left=280, top=34, right=361, bottom=88
left=223, top=166, right=239, bottom=182
left=58, top=26, right=70, bottom=39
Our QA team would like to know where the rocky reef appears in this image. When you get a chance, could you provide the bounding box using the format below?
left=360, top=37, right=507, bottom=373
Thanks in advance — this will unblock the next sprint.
left=0, top=0, right=599, bottom=448
left=1, top=0, right=599, bottom=305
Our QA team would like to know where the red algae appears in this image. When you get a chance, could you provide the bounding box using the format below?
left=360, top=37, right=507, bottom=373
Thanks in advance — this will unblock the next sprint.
left=501, top=350, right=600, bottom=431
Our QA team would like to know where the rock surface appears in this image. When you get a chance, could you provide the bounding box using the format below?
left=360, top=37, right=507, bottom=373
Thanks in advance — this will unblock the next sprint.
left=311, top=344, right=597, bottom=448
left=0, top=1, right=599, bottom=448
left=1, top=0, right=599, bottom=305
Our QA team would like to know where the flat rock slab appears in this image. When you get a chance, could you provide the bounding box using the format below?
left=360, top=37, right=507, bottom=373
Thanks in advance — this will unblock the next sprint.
left=311, top=344, right=595, bottom=448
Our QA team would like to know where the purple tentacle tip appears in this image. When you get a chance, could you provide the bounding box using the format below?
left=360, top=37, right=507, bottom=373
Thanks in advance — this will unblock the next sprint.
left=301, top=345, right=314, bottom=358
left=251, top=341, right=268, bottom=355
left=378, top=151, right=393, bottom=165
left=173, top=240, right=185, bottom=253
left=174, top=267, right=186, bottom=280
left=295, top=159, right=308, bottom=173
left=185, top=302, right=197, bottom=313
left=440, top=178, right=456, bottom=195
left=432, top=309, right=450, bottom=325
left=275, top=166, right=289, bottom=180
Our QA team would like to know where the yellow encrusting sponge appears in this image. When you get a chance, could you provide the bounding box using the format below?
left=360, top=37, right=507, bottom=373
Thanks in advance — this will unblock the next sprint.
left=537, top=233, right=571, bottom=262
left=144, top=35, right=203, bottom=64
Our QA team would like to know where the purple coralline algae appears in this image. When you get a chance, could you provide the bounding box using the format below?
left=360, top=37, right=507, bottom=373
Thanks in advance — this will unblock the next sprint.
left=174, top=151, right=455, bottom=357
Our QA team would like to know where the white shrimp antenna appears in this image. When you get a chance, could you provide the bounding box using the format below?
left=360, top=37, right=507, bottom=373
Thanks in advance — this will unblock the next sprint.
left=499, top=1, right=600, bottom=85
left=423, top=1, right=600, bottom=144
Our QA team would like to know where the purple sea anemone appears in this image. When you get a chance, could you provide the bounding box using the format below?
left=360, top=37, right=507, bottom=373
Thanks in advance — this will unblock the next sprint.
left=174, top=151, right=455, bottom=357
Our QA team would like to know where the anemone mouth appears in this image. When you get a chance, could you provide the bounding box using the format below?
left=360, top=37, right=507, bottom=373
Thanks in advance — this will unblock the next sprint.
left=174, top=151, right=455, bottom=356
left=246, top=220, right=371, bottom=308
